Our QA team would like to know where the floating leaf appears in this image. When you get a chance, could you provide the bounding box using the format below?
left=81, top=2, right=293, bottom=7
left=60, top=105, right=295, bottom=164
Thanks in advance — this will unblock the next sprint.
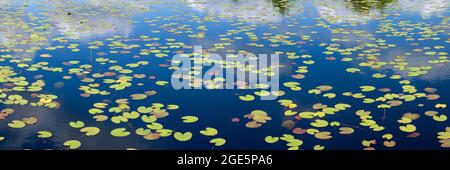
left=69, top=121, right=85, bottom=128
left=174, top=132, right=192, bottom=142
left=8, top=120, right=26, bottom=128
left=316, top=85, right=333, bottom=91
left=435, top=104, right=447, bottom=109
left=239, top=95, right=255, bottom=101
left=245, top=121, right=262, bottom=128
left=111, top=128, right=131, bottom=137
left=1, top=108, right=14, bottom=115
left=167, top=104, right=179, bottom=110
left=399, top=124, right=417, bottom=133
left=383, top=141, right=396, bottom=147
left=130, top=94, right=147, bottom=100
left=63, top=140, right=81, bottom=149
left=143, top=133, right=160, bottom=140
left=93, top=115, right=108, bottom=122
left=37, top=131, right=53, bottom=138
left=22, top=117, right=38, bottom=125
left=360, top=86, right=376, bottom=92
left=382, top=134, right=393, bottom=140
left=250, top=110, right=271, bottom=123
left=182, top=116, right=199, bottom=123
left=40, top=54, right=52, bottom=58
left=80, top=127, right=100, bottom=136
left=200, top=127, right=218, bottom=136
left=313, top=145, right=325, bottom=150
left=210, top=138, right=226, bottom=146
left=155, top=81, right=169, bottom=86
left=314, top=131, right=332, bottom=140
left=311, top=119, right=329, bottom=128
left=339, top=127, right=355, bottom=135
left=284, top=110, right=297, bottom=116
left=265, top=136, right=279, bottom=143
left=433, top=115, right=447, bottom=122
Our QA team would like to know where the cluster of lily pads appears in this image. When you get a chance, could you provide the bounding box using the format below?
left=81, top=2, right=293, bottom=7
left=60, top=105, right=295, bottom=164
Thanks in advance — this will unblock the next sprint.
left=0, top=0, right=449, bottom=150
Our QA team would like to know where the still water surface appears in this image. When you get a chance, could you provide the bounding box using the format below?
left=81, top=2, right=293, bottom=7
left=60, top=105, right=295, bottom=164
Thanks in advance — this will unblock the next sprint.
left=0, top=0, right=449, bottom=150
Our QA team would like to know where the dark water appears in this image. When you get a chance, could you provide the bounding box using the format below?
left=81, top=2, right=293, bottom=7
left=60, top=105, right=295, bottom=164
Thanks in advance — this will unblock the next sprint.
left=0, top=0, right=449, bottom=150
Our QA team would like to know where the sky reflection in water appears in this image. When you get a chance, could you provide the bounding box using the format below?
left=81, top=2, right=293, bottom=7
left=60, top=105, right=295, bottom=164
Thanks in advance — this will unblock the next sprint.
left=0, top=0, right=449, bottom=150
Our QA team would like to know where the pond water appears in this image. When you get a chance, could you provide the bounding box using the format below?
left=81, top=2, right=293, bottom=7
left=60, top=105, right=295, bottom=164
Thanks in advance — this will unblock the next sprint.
left=0, top=0, right=449, bottom=150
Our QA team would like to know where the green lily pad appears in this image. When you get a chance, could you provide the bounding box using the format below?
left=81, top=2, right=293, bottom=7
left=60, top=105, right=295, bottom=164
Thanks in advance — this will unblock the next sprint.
left=200, top=127, right=218, bottom=136
left=80, top=127, right=100, bottom=136
left=8, top=120, right=26, bottom=129
left=174, top=132, right=192, bottom=142
left=69, top=121, right=85, bottom=129
left=210, top=138, right=226, bottom=146
left=182, top=116, right=199, bottom=123
left=111, top=128, right=131, bottom=137
left=63, top=140, right=81, bottom=149
left=264, top=136, right=279, bottom=143
left=38, top=131, right=53, bottom=138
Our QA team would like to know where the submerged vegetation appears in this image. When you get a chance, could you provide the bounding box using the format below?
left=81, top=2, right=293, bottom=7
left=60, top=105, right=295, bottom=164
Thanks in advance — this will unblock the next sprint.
left=0, top=0, right=449, bottom=150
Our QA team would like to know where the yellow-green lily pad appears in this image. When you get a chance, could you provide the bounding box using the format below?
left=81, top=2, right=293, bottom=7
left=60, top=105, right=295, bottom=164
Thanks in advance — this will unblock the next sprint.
left=182, top=116, right=199, bottom=123
left=111, top=128, right=131, bottom=137
left=63, top=140, right=81, bottom=149
left=174, top=132, right=192, bottom=142
left=210, top=138, right=226, bottom=146
left=38, top=131, right=53, bottom=138
left=8, top=120, right=26, bottom=129
left=200, top=127, right=218, bottom=136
